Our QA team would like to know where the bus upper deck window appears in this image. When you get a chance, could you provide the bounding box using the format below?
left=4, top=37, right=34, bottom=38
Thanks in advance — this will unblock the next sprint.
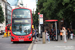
left=13, top=14, right=16, bottom=18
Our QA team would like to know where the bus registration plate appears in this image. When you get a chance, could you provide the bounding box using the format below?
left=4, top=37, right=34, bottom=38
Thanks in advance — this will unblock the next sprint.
left=19, top=39, right=24, bottom=41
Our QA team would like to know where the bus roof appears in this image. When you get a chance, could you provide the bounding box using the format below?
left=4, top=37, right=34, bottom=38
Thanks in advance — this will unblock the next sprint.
left=12, top=7, right=32, bottom=11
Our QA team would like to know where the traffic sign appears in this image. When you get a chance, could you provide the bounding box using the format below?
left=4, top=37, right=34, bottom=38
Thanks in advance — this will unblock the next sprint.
left=39, top=18, right=43, bottom=24
left=39, top=14, right=43, bottom=24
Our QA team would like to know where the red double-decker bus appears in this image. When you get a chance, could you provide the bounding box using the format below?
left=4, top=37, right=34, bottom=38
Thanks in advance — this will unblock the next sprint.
left=11, top=7, right=33, bottom=42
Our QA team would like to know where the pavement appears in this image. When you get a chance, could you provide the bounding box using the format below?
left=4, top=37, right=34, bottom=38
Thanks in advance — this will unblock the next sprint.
left=32, top=36, right=75, bottom=50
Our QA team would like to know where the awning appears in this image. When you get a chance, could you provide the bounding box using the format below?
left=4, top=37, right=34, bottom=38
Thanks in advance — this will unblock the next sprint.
left=45, top=20, right=58, bottom=22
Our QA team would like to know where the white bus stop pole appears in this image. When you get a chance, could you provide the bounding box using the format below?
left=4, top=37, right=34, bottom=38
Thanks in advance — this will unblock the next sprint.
left=39, top=15, right=41, bottom=41
left=55, top=21, right=57, bottom=40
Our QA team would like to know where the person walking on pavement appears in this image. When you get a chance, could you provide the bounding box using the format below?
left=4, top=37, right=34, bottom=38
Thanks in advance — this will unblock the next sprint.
left=62, top=27, right=67, bottom=43
left=45, top=29, right=50, bottom=43
left=70, top=29, right=73, bottom=40
left=50, top=30, right=52, bottom=40
left=33, top=29, right=37, bottom=42
left=53, top=28, right=56, bottom=40
left=60, top=28, right=63, bottom=40
left=67, top=28, right=71, bottom=40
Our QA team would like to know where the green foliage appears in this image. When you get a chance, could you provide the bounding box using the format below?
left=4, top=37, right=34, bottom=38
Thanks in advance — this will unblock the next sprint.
left=37, top=0, right=47, bottom=10
left=62, top=0, right=75, bottom=26
left=32, top=8, right=39, bottom=26
left=37, top=0, right=75, bottom=23
left=0, top=6, right=4, bottom=23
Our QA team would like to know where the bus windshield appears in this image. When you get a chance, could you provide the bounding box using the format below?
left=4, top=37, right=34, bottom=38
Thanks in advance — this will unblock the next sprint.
left=12, top=9, right=31, bottom=18
left=12, top=24, right=31, bottom=35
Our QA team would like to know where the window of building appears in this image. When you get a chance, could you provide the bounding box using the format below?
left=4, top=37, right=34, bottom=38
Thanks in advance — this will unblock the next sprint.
left=9, top=11, right=11, bottom=15
left=7, top=15, right=11, bottom=20
left=7, top=6, right=12, bottom=11
left=8, top=20, right=11, bottom=23
left=0, top=26, right=1, bottom=28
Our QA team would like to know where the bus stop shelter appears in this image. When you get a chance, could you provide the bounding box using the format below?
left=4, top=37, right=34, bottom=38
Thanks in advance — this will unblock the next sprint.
left=45, top=20, right=58, bottom=41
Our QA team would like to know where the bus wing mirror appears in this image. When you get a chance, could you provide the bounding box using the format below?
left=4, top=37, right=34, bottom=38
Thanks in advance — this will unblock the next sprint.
left=32, top=25, right=34, bottom=29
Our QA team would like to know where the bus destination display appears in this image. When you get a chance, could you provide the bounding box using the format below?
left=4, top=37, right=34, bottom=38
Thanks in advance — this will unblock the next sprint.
left=12, top=19, right=31, bottom=24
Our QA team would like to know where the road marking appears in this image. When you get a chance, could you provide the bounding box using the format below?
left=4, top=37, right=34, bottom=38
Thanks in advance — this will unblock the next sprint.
left=28, top=42, right=33, bottom=50
left=28, top=38, right=35, bottom=50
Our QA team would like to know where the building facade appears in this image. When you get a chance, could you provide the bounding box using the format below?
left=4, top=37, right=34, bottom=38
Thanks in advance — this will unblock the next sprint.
left=0, top=0, right=6, bottom=31
left=0, top=0, right=12, bottom=31
left=5, top=2, right=12, bottom=25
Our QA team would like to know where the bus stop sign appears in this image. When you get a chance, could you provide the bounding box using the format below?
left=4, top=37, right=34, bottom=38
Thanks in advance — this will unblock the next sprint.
left=39, top=14, right=43, bottom=24
left=39, top=14, right=43, bottom=18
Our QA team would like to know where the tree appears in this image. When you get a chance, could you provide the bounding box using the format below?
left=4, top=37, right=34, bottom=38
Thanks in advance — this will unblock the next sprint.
left=32, top=8, right=39, bottom=28
left=62, top=0, right=75, bottom=27
left=37, top=0, right=75, bottom=28
left=0, top=5, right=4, bottom=23
left=37, top=0, right=47, bottom=19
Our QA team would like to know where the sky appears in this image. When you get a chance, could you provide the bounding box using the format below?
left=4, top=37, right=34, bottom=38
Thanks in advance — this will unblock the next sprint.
left=7, top=0, right=37, bottom=11
left=7, top=0, right=18, bottom=6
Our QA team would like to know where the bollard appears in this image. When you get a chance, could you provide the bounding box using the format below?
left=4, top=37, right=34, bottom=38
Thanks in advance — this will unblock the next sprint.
left=42, top=32, right=46, bottom=44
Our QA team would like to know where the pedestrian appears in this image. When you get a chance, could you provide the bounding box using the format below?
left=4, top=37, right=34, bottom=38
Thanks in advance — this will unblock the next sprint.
left=60, top=28, right=63, bottom=40
left=53, top=28, right=56, bottom=40
left=51, top=28, right=56, bottom=40
left=50, top=30, right=52, bottom=40
left=70, top=29, right=73, bottom=40
left=45, top=29, right=50, bottom=43
left=67, top=28, right=71, bottom=40
left=51, top=30, right=54, bottom=40
left=44, top=29, right=48, bottom=40
left=33, top=29, right=37, bottom=42
left=62, top=27, right=67, bottom=43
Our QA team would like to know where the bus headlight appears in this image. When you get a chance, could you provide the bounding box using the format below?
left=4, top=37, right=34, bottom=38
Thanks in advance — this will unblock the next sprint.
left=28, top=34, right=32, bottom=39
left=11, top=36, right=15, bottom=40
left=28, top=36, right=31, bottom=40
